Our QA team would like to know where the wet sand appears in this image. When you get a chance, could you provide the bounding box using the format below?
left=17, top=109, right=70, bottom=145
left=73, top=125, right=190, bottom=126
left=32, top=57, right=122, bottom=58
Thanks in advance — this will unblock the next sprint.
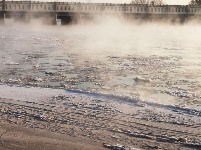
left=0, top=122, right=105, bottom=150
left=0, top=86, right=201, bottom=150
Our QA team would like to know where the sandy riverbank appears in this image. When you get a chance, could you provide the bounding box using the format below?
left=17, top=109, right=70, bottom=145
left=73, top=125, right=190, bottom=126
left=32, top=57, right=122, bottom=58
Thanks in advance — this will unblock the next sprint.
left=0, top=121, right=106, bottom=150
left=0, top=85, right=201, bottom=150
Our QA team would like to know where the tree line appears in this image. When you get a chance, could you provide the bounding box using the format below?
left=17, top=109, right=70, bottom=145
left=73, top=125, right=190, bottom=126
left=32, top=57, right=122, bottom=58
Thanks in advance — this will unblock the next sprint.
left=131, top=0, right=201, bottom=6
left=130, top=0, right=165, bottom=5
left=189, top=0, right=201, bottom=5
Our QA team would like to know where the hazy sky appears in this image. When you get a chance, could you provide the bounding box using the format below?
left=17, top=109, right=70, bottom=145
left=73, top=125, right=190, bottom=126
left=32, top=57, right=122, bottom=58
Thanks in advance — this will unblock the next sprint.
left=63, top=0, right=190, bottom=5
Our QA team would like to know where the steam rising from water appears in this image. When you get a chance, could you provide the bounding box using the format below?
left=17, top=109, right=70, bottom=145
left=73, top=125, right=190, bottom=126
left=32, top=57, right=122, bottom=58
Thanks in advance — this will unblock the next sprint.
left=54, top=16, right=201, bottom=64
left=3, top=15, right=201, bottom=65
left=1, top=15, right=201, bottom=108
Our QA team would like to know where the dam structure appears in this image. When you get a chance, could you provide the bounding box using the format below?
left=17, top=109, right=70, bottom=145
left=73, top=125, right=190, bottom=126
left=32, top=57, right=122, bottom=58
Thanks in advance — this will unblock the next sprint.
left=0, top=0, right=201, bottom=24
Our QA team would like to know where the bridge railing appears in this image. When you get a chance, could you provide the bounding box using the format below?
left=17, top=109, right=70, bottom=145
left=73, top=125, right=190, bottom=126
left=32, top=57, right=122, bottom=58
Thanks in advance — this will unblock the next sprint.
left=1, top=1, right=201, bottom=15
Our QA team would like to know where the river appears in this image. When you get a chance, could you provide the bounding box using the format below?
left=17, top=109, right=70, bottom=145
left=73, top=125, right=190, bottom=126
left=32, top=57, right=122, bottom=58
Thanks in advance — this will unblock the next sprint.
left=0, top=19, right=201, bottom=110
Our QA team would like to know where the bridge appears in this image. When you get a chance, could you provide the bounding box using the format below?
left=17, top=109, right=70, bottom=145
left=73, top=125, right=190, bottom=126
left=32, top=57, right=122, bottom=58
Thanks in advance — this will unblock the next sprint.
left=0, top=0, right=201, bottom=24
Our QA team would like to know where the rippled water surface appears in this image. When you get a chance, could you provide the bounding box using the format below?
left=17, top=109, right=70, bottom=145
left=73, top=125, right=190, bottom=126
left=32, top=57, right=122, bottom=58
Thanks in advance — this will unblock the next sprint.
left=0, top=21, right=201, bottom=109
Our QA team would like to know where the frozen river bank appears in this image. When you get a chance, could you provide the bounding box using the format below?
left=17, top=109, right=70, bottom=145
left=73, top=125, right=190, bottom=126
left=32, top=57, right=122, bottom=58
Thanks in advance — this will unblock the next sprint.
left=0, top=84, right=201, bottom=149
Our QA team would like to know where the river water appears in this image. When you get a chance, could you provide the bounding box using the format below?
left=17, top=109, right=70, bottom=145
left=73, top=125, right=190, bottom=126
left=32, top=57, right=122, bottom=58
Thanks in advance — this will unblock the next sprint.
left=0, top=20, right=201, bottom=110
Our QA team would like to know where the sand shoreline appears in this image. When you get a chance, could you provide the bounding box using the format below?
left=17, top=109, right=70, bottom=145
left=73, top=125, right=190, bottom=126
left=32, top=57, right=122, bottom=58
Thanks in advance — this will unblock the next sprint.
left=0, top=121, right=106, bottom=150
left=0, top=85, right=201, bottom=150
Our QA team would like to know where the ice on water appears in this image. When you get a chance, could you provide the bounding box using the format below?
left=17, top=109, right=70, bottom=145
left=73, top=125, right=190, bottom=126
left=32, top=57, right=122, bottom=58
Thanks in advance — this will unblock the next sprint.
left=0, top=21, right=201, bottom=110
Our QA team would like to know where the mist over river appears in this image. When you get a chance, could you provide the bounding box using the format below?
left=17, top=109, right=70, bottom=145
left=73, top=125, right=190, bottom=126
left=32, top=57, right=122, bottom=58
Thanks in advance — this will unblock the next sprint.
left=1, top=19, right=201, bottom=110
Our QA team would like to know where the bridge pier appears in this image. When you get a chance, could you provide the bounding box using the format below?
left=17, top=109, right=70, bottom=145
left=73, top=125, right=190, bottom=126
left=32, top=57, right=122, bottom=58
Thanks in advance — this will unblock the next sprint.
left=0, top=0, right=5, bottom=24
left=4, top=12, right=31, bottom=23
left=30, top=12, right=57, bottom=25
left=78, top=14, right=83, bottom=24
left=125, top=14, right=128, bottom=22
left=26, top=12, right=32, bottom=23
left=52, top=13, right=57, bottom=25
left=45, top=12, right=57, bottom=25
left=17, top=13, right=30, bottom=23
left=52, top=2, right=57, bottom=25
left=0, top=12, right=4, bottom=24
